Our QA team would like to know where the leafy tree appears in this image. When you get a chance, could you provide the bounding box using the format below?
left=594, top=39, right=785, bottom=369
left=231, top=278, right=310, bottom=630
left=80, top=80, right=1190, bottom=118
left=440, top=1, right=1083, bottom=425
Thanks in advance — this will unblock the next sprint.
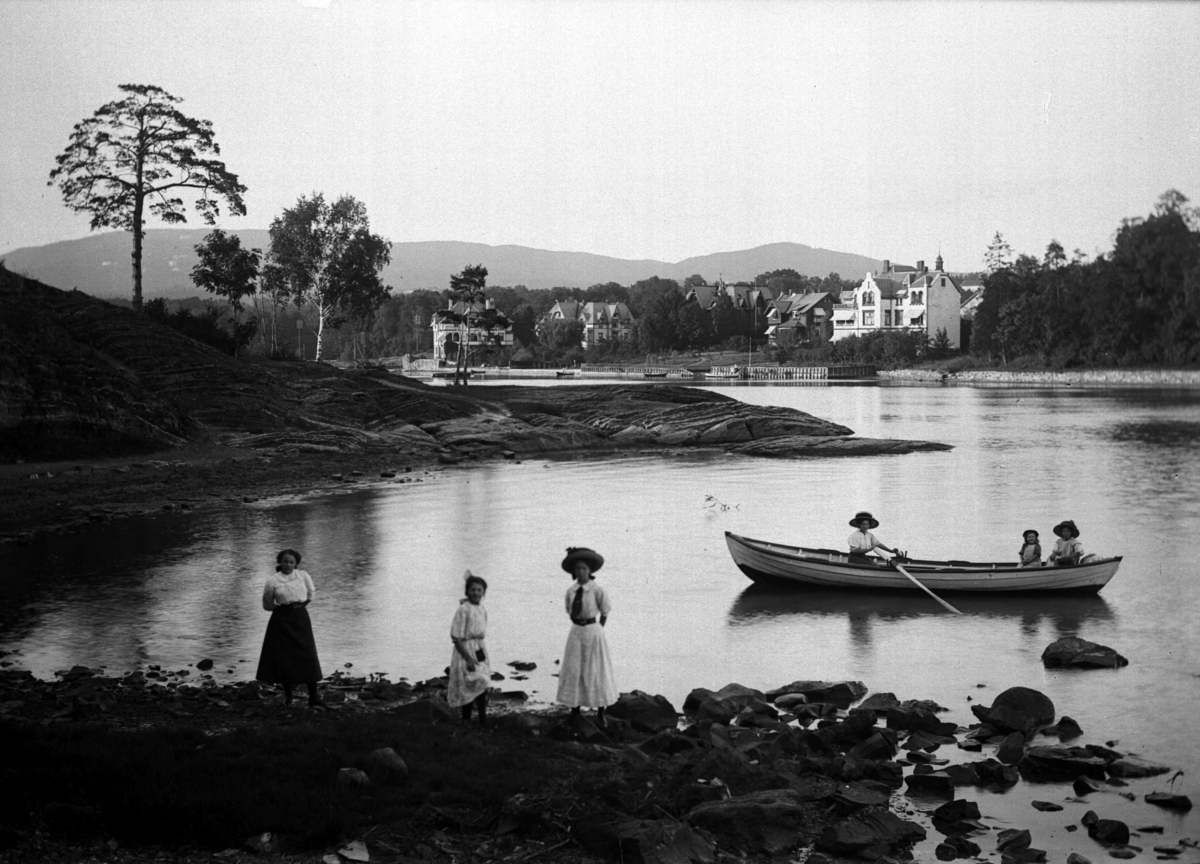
left=266, top=193, right=392, bottom=362
left=191, top=229, right=260, bottom=356
left=539, top=318, right=584, bottom=352
left=683, top=274, right=707, bottom=288
left=48, top=84, right=247, bottom=311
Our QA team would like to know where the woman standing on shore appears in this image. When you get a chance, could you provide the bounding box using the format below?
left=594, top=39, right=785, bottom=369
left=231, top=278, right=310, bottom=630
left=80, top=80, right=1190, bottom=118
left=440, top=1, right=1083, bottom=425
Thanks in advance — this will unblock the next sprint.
left=448, top=570, right=491, bottom=727
left=556, top=547, right=617, bottom=727
left=256, top=549, right=326, bottom=708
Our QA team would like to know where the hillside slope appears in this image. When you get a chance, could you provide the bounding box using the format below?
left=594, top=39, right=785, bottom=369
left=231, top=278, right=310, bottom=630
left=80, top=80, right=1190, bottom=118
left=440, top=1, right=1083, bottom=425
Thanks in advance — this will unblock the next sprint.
left=2, top=231, right=882, bottom=299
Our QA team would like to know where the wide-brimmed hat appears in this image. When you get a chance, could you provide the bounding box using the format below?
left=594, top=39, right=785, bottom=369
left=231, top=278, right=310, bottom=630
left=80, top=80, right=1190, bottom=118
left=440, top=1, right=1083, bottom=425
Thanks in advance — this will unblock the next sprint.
left=849, top=511, right=879, bottom=529
left=1053, top=520, right=1079, bottom=539
left=562, top=547, right=604, bottom=574
left=1023, top=529, right=1040, bottom=540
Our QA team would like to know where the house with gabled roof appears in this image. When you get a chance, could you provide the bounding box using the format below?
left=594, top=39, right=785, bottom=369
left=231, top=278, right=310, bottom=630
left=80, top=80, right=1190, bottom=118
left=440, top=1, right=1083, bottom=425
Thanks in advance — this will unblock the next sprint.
left=832, top=255, right=964, bottom=347
left=765, top=291, right=835, bottom=346
left=538, top=300, right=635, bottom=348
left=684, top=279, right=775, bottom=314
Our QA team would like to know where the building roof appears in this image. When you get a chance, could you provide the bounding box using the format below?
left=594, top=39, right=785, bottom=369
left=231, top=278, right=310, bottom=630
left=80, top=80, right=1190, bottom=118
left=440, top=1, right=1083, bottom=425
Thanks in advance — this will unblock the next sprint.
left=686, top=285, right=719, bottom=310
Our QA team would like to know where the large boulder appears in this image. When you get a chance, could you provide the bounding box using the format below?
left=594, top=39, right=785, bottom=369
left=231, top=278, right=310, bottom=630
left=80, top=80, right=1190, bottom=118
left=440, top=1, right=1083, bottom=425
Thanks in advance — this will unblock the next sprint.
left=817, top=808, right=926, bottom=857
left=687, top=789, right=813, bottom=854
left=606, top=690, right=679, bottom=733
left=1041, top=637, right=1129, bottom=669
left=971, top=686, right=1053, bottom=734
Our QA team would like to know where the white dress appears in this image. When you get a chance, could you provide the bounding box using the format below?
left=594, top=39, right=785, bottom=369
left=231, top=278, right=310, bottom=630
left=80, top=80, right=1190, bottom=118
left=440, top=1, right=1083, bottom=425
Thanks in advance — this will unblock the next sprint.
left=447, top=600, right=490, bottom=708
left=556, top=580, right=618, bottom=708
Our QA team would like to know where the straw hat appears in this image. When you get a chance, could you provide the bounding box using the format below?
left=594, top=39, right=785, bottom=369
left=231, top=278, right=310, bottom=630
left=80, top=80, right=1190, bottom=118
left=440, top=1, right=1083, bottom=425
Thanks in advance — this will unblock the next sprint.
left=561, top=547, right=604, bottom=574
left=1053, top=520, right=1079, bottom=539
left=849, top=511, right=879, bottom=529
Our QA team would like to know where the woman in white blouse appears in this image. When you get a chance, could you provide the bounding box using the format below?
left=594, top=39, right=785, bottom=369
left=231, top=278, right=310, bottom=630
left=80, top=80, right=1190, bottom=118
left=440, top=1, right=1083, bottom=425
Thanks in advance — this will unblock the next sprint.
left=255, top=549, right=326, bottom=708
left=556, top=547, right=618, bottom=728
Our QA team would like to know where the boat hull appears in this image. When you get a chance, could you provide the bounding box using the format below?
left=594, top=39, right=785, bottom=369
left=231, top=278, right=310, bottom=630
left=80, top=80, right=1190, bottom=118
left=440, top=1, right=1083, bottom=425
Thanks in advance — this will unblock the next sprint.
left=726, top=532, right=1120, bottom=595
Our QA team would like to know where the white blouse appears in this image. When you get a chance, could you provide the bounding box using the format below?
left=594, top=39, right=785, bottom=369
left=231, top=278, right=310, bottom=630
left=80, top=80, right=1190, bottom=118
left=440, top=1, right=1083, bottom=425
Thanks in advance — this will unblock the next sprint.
left=563, top=580, right=612, bottom=619
left=262, top=569, right=316, bottom=610
left=848, top=530, right=883, bottom=553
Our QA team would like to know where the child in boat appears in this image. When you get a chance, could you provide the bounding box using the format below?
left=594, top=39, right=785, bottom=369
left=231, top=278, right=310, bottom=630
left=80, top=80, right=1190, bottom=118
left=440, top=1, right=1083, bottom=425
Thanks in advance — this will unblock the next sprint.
left=1046, top=520, right=1084, bottom=566
left=1018, top=529, right=1042, bottom=567
left=848, top=511, right=899, bottom=564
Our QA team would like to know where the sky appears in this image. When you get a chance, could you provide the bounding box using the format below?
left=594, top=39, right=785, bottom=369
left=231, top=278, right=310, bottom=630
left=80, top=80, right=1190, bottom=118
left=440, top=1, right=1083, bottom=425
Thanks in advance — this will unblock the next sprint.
left=2, top=0, right=1199, bottom=272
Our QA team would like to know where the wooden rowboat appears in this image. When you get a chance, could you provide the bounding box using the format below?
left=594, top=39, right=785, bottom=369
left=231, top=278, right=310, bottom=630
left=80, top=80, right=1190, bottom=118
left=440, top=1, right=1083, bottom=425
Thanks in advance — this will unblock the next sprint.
left=725, top=531, right=1121, bottom=595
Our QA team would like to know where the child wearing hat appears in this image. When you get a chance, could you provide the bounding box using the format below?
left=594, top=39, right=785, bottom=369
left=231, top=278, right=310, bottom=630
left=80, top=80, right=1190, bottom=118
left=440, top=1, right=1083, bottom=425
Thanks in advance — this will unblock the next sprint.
left=556, top=547, right=618, bottom=727
left=1046, top=521, right=1084, bottom=566
left=1018, top=529, right=1042, bottom=567
left=848, top=511, right=899, bottom=563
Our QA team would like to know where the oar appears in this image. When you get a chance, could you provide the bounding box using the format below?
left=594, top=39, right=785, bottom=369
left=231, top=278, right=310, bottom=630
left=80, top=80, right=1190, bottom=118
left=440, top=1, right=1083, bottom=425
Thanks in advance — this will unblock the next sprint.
left=889, top=556, right=963, bottom=615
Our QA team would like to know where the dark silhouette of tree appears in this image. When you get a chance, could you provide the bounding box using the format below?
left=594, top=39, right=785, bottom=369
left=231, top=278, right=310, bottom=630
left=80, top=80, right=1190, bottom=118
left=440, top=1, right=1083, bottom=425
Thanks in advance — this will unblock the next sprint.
left=266, top=193, right=392, bottom=362
left=191, top=229, right=260, bottom=356
left=49, top=84, right=247, bottom=311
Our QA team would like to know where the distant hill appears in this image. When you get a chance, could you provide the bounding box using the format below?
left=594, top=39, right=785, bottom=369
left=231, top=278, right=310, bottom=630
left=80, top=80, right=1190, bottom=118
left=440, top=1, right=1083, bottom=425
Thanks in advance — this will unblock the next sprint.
left=1, top=230, right=883, bottom=300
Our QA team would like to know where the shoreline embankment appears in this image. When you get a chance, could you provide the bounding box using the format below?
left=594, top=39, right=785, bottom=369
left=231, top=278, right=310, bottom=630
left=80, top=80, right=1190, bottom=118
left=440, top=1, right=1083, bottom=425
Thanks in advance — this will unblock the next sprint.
left=881, top=368, right=1200, bottom=386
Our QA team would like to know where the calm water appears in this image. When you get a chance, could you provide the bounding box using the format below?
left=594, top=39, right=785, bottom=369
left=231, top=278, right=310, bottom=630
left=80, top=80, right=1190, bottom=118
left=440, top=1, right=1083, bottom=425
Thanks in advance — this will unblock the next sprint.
left=3, top=381, right=1199, bottom=844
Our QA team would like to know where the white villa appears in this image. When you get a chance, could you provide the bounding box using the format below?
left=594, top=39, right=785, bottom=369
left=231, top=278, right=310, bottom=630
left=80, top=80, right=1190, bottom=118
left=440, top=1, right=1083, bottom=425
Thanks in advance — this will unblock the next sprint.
left=832, top=255, right=964, bottom=347
left=430, top=295, right=514, bottom=363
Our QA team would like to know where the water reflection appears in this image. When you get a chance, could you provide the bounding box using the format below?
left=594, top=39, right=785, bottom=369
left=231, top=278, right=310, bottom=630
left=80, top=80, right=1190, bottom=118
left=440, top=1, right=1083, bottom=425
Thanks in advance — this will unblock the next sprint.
left=727, top=583, right=1114, bottom=647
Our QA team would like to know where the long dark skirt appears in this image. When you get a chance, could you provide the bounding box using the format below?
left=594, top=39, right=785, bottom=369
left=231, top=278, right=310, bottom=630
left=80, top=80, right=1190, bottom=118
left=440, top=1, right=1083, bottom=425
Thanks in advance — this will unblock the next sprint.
left=256, top=606, right=323, bottom=684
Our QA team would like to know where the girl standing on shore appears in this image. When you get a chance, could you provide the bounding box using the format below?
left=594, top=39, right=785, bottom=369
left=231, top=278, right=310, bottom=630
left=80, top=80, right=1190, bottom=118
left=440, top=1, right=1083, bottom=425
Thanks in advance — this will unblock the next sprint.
left=448, top=570, right=491, bottom=727
left=556, top=547, right=617, bottom=727
left=256, top=549, right=326, bottom=708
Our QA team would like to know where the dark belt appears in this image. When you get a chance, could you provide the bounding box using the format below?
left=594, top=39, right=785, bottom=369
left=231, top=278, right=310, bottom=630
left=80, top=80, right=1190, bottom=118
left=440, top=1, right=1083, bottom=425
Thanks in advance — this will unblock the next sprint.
left=571, top=617, right=597, bottom=626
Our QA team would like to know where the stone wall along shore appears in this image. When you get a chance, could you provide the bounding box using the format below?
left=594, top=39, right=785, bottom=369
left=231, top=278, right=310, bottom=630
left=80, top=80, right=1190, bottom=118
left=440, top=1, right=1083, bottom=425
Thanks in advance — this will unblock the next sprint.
left=881, top=368, right=1200, bottom=386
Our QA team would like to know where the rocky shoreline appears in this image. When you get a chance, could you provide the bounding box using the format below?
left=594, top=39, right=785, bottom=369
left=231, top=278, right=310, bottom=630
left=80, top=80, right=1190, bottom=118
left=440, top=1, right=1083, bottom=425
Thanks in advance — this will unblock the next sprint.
left=0, top=653, right=1193, bottom=864
left=880, top=368, right=1200, bottom=386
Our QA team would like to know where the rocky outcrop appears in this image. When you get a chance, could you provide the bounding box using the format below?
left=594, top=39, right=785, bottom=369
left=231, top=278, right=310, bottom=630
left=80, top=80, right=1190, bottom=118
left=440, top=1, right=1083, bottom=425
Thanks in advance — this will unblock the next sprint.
left=1041, top=637, right=1129, bottom=669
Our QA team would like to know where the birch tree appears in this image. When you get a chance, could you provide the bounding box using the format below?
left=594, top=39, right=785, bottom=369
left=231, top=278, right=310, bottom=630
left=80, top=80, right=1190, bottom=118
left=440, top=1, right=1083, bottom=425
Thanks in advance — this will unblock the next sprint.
left=266, top=193, right=392, bottom=362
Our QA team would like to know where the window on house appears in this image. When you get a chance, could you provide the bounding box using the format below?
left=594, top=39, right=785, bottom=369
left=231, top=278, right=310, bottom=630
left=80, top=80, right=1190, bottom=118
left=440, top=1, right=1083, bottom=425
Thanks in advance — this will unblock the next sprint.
left=940, top=277, right=946, bottom=287
left=863, top=291, right=874, bottom=306
left=864, top=311, right=875, bottom=326
left=884, top=311, right=892, bottom=326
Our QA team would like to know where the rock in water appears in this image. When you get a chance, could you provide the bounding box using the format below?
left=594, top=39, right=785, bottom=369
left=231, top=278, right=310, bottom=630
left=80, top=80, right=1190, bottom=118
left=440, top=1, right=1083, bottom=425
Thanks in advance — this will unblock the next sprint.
left=1144, top=792, right=1192, bottom=811
left=1042, top=637, right=1129, bottom=669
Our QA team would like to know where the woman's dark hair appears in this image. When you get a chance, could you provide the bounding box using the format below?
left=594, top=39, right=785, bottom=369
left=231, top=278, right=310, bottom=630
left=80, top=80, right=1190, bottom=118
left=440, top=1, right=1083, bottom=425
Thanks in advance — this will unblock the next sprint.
left=276, top=549, right=303, bottom=572
left=465, top=574, right=488, bottom=594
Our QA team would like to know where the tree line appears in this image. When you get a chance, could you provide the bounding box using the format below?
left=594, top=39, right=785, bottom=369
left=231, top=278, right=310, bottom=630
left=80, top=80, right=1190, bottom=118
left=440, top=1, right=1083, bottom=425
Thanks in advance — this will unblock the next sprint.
left=970, top=191, right=1200, bottom=367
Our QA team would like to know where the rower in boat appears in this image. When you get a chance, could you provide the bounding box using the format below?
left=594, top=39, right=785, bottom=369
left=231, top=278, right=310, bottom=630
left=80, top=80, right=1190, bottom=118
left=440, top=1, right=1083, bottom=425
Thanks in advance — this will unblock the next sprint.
left=848, top=511, right=902, bottom=566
